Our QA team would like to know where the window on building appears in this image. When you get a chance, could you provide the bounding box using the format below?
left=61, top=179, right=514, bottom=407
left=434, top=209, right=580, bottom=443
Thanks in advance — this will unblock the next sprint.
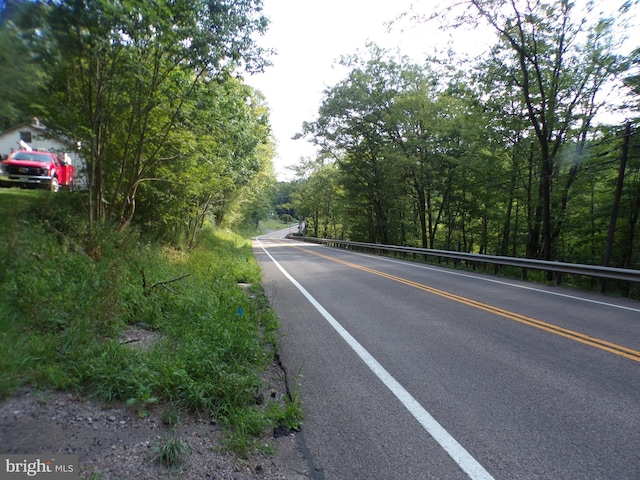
left=19, top=131, right=32, bottom=143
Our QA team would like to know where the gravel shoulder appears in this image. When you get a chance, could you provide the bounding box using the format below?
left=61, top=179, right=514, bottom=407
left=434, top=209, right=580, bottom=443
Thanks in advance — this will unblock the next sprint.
left=0, top=356, right=311, bottom=480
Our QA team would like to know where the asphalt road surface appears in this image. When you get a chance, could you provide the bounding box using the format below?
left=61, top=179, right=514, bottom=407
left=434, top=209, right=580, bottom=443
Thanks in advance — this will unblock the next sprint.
left=254, top=229, right=640, bottom=480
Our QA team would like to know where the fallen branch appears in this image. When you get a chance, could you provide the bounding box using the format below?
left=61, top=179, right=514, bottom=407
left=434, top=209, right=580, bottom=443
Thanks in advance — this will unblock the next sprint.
left=149, top=273, right=191, bottom=290
left=141, top=268, right=191, bottom=295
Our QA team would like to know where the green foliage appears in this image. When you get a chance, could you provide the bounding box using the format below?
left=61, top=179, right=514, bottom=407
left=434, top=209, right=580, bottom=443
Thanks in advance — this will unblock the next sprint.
left=161, top=402, right=184, bottom=428
left=1, top=0, right=275, bottom=243
left=266, top=366, right=304, bottom=432
left=295, top=10, right=640, bottom=278
left=135, top=78, right=275, bottom=245
left=273, top=181, right=298, bottom=220
left=0, top=190, right=299, bottom=452
left=147, top=433, right=191, bottom=472
left=291, top=159, right=344, bottom=239
left=84, top=471, right=105, bottom=480
left=223, top=406, right=273, bottom=457
left=0, top=1, right=49, bottom=127
left=258, top=217, right=297, bottom=233
left=0, top=304, right=31, bottom=394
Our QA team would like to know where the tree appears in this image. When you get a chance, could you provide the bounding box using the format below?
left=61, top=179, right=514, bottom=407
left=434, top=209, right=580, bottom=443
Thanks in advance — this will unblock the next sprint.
left=38, top=0, right=271, bottom=233
left=624, top=48, right=640, bottom=108
left=0, top=1, right=49, bottom=128
left=301, top=44, right=493, bottom=248
left=134, top=77, right=274, bottom=246
left=422, top=0, right=631, bottom=260
left=290, top=157, right=343, bottom=238
left=301, top=45, right=433, bottom=244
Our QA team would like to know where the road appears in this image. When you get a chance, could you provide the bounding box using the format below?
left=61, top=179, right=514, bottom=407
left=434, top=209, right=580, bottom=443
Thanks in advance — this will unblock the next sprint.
left=253, top=229, right=640, bottom=480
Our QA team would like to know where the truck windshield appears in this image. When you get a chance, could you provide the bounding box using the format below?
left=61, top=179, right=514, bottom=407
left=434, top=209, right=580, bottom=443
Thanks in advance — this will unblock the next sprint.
left=11, top=152, right=52, bottom=163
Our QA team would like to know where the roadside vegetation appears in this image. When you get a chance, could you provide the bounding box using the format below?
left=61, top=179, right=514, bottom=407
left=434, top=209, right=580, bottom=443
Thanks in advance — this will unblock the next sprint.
left=0, top=1, right=304, bottom=460
left=285, top=2, right=640, bottom=278
left=0, top=189, right=303, bottom=457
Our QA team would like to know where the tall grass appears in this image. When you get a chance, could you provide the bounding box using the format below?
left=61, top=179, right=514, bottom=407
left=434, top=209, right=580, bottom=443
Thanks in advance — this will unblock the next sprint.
left=0, top=189, right=301, bottom=455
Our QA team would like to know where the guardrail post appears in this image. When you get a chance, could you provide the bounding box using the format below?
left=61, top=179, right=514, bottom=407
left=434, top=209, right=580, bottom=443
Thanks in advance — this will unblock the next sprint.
left=599, top=279, right=607, bottom=294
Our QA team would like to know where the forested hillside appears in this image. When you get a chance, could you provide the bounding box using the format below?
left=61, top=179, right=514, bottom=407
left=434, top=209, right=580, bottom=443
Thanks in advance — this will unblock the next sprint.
left=290, top=1, right=640, bottom=272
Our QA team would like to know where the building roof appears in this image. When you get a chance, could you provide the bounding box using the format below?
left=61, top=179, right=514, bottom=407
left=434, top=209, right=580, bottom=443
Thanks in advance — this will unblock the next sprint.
left=0, top=118, right=47, bottom=136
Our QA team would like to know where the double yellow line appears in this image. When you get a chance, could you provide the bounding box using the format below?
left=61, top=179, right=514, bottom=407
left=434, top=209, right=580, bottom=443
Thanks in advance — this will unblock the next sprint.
left=297, top=245, right=640, bottom=363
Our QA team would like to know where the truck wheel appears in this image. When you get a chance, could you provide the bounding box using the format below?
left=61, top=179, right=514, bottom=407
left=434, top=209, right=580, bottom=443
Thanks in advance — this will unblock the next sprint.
left=50, top=177, right=60, bottom=192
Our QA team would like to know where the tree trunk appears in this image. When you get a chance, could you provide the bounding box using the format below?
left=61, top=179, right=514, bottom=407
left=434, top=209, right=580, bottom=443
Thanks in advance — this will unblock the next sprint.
left=500, top=153, right=518, bottom=256
left=414, top=180, right=428, bottom=248
left=603, top=122, right=631, bottom=267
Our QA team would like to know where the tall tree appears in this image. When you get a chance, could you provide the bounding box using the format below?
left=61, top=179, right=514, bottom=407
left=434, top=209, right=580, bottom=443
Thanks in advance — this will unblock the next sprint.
left=300, top=45, right=408, bottom=243
left=429, top=0, right=631, bottom=260
left=38, top=0, right=270, bottom=232
left=302, top=45, right=491, bottom=248
left=291, top=158, right=343, bottom=238
left=135, top=77, right=274, bottom=245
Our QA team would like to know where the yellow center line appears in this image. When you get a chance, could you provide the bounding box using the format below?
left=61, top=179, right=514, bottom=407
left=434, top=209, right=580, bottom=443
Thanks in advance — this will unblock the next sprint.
left=289, top=243, right=640, bottom=363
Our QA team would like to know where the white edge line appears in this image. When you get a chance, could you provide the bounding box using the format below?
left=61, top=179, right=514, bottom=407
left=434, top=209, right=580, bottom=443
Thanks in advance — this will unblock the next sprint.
left=257, top=239, right=495, bottom=480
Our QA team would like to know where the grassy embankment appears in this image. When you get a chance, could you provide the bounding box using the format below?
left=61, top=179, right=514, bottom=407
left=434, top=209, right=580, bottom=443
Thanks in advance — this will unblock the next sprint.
left=0, top=189, right=302, bottom=457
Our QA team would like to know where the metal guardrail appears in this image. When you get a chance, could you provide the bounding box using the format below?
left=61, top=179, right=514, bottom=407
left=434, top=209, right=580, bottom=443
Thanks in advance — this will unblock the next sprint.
left=289, top=236, right=640, bottom=284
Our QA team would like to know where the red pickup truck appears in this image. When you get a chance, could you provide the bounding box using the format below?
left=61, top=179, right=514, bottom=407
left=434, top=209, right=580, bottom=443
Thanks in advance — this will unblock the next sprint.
left=0, top=150, right=75, bottom=192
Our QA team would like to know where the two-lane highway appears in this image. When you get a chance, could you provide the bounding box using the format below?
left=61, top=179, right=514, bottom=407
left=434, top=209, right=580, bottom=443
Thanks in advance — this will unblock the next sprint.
left=254, top=230, right=640, bottom=480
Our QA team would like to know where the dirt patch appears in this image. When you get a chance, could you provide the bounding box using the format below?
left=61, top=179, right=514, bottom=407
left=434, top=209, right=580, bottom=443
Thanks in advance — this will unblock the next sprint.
left=119, top=325, right=163, bottom=351
left=0, top=362, right=310, bottom=480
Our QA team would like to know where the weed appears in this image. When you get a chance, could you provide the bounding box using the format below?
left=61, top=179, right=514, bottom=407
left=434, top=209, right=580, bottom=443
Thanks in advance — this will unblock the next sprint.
left=147, top=433, right=190, bottom=471
left=85, top=471, right=103, bottom=480
left=0, top=305, right=29, bottom=397
left=266, top=365, right=304, bottom=432
left=161, top=402, right=184, bottom=427
left=223, top=406, right=271, bottom=457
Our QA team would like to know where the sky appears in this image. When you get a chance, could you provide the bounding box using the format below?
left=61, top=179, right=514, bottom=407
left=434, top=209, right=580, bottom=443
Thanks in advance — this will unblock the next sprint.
left=245, top=1, right=638, bottom=181
left=244, top=0, right=483, bottom=180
